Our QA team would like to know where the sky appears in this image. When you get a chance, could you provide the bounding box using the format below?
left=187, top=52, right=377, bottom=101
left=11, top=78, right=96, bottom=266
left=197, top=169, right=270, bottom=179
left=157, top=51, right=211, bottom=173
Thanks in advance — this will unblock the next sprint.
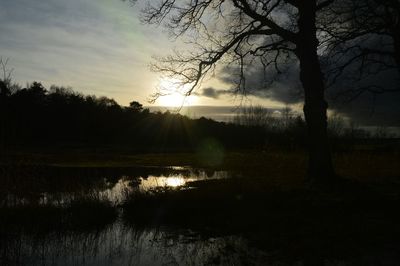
left=0, top=0, right=266, bottom=107
left=0, top=0, right=163, bottom=105
left=0, top=0, right=399, bottom=128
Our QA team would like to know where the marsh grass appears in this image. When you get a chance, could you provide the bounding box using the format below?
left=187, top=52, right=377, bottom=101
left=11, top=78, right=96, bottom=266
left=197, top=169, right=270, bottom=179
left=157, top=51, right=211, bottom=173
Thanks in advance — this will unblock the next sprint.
left=0, top=194, right=117, bottom=234
left=121, top=175, right=400, bottom=261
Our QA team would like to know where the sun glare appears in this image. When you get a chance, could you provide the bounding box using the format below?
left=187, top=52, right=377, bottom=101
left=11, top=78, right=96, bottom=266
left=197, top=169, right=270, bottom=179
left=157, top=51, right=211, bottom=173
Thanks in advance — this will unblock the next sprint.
left=158, top=92, right=187, bottom=107
left=157, top=78, right=198, bottom=107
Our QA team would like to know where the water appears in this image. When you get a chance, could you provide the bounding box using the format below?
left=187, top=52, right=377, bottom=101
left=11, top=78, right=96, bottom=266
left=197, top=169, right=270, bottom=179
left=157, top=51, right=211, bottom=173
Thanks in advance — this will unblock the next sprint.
left=138, top=169, right=228, bottom=191
left=1, top=166, right=398, bottom=265
left=2, top=221, right=268, bottom=266
left=0, top=166, right=228, bottom=207
left=1, top=166, right=263, bottom=265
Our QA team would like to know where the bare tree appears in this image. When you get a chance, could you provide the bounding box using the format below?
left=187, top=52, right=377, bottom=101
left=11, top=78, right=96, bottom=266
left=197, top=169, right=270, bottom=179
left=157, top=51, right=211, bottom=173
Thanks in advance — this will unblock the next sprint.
left=130, top=0, right=356, bottom=184
left=233, top=105, right=274, bottom=127
left=0, top=58, right=13, bottom=99
left=0, top=58, right=13, bottom=153
left=327, top=113, right=346, bottom=138
left=320, top=0, right=400, bottom=101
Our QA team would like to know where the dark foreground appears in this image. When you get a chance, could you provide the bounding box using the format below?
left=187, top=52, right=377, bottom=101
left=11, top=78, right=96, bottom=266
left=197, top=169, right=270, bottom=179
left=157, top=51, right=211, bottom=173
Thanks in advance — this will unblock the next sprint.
left=1, top=151, right=400, bottom=265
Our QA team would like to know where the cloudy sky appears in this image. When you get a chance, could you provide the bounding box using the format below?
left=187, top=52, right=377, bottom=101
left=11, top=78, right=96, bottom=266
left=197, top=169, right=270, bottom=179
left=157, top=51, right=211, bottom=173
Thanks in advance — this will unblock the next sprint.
left=1, top=0, right=399, bottom=127
left=0, top=0, right=266, bottom=107
left=0, top=0, right=164, bottom=105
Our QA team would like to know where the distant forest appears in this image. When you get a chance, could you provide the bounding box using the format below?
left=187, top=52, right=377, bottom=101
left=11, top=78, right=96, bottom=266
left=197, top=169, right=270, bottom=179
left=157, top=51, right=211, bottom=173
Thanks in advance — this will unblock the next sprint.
left=0, top=82, right=268, bottom=152
left=0, top=81, right=397, bottom=153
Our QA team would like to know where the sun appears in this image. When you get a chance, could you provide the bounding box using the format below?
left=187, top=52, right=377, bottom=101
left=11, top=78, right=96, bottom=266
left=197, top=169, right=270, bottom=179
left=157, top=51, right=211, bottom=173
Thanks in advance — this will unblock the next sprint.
left=156, top=78, right=198, bottom=107
left=157, top=92, right=183, bottom=107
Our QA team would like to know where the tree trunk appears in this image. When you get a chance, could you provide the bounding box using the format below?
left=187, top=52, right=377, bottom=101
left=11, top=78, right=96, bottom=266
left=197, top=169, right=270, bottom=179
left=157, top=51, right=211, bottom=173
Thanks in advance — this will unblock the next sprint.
left=297, top=1, right=336, bottom=184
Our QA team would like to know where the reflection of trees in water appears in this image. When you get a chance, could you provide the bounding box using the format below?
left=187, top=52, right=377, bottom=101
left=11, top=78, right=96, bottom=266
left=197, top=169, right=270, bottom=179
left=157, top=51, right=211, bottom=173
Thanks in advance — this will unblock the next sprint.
left=0, top=222, right=267, bottom=266
left=0, top=165, right=228, bottom=207
left=0, top=166, right=197, bottom=207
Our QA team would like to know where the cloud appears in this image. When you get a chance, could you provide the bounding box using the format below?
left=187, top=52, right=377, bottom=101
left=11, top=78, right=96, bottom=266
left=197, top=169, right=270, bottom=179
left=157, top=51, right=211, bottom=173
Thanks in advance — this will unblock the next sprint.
left=323, top=33, right=400, bottom=127
left=215, top=42, right=400, bottom=126
left=329, top=85, right=400, bottom=127
left=0, top=0, right=167, bottom=105
left=198, top=87, right=233, bottom=99
left=217, top=59, right=303, bottom=104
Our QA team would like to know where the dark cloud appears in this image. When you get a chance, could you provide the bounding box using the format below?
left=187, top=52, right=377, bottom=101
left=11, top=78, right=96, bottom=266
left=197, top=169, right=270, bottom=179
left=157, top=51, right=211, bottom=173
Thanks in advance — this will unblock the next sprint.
left=323, top=33, right=400, bottom=127
left=198, top=87, right=233, bottom=99
left=218, top=60, right=303, bottom=104
left=329, top=84, right=400, bottom=127
left=325, top=59, right=400, bottom=127
left=215, top=42, right=400, bottom=127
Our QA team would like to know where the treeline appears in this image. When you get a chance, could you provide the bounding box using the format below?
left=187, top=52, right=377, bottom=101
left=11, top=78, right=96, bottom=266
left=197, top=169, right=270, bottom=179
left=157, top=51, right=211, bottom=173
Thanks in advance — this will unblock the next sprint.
left=1, top=81, right=397, bottom=153
left=0, top=82, right=265, bottom=152
left=233, top=105, right=400, bottom=151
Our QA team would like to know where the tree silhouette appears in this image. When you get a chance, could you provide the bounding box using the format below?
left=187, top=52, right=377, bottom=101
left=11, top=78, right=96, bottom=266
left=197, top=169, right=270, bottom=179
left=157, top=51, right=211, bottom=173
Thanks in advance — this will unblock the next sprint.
left=0, top=58, right=13, bottom=99
left=133, top=0, right=347, bottom=184
left=129, top=101, right=144, bottom=112
left=321, top=0, right=400, bottom=99
left=1, top=79, right=269, bottom=152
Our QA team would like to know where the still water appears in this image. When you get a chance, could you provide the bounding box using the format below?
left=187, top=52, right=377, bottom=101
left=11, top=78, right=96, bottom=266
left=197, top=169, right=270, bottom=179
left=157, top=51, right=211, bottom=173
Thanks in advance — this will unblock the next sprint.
left=1, top=166, right=266, bottom=265
left=3, top=221, right=268, bottom=265
left=1, top=166, right=229, bottom=207
left=1, top=166, right=392, bottom=265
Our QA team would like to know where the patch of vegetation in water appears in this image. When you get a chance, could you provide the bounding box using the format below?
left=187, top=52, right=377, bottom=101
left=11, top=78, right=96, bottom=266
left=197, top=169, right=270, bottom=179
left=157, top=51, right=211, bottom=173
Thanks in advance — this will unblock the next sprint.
left=0, top=196, right=117, bottom=234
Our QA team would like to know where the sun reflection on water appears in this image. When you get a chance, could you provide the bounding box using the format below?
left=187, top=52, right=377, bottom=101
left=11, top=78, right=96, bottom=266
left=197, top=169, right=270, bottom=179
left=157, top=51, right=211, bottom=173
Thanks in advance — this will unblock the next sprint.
left=165, top=177, right=186, bottom=187
left=140, top=175, right=188, bottom=190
